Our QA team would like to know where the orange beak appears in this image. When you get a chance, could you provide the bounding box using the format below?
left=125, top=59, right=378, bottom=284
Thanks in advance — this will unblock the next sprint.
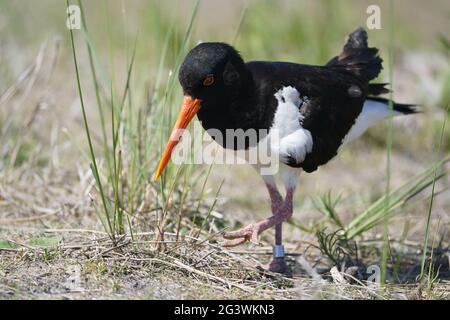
left=152, top=96, right=202, bottom=181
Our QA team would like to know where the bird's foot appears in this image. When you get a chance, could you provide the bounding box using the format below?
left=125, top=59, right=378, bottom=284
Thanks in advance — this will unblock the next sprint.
left=262, top=257, right=289, bottom=274
left=221, top=210, right=289, bottom=247
left=222, top=222, right=266, bottom=247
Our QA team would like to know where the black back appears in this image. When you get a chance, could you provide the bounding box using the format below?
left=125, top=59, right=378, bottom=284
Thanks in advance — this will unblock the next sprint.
left=244, top=61, right=368, bottom=172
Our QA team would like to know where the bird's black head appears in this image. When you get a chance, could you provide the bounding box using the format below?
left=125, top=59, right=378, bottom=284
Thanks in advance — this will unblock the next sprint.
left=152, top=42, right=250, bottom=181
left=179, top=42, right=249, bottom=102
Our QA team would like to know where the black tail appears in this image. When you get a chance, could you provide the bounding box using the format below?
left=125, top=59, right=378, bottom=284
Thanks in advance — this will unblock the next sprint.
left=368, top=83, right=390, bottom=96
left=367, top=96, right=421, bottom=115
left=327, top=27, right=383, bottom=82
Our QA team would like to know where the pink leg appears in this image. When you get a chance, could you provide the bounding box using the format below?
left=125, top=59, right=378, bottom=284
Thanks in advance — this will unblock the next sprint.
left=266, top=183, right=283, bottom=214
left=222, top=183, right=282, bottom=248
left=223, top=187, right=294, bottom=249
left=266, top=183, right=284, bottom=247
left=265, top=184, right=290, bottom=273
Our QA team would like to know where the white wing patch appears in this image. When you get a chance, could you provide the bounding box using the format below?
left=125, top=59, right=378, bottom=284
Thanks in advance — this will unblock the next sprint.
left=270, top=86, right=313, bottom=165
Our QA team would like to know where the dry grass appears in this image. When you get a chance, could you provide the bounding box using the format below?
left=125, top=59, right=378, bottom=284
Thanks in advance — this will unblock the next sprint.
left=1, top=223, right=449, bottom=299
left=1, top=164, right=449, bottom=299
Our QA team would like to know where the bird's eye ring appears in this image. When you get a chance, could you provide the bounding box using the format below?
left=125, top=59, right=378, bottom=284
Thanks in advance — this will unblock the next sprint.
left=203, top=74, right=214, bottom=86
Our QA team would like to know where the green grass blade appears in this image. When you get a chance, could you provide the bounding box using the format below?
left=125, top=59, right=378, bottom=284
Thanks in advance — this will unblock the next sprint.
left=67, top=0, right=114, bottom=239
left=420, top=105, right=448, bottom=277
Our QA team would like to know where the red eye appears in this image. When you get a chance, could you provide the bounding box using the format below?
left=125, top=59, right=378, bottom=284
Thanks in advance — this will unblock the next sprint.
left=203, top=74, right=214, bottom=86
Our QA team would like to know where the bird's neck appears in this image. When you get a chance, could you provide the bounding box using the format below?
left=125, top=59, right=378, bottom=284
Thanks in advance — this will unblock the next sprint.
left=197, top=90, right=253, bottom=133
left=197, top=70, right=266, bottom=149
left=198, top=67, right=254, bottom=127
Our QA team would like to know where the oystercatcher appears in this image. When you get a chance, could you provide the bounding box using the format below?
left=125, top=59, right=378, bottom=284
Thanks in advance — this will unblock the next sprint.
left=152, top=28, right=417, bottom=273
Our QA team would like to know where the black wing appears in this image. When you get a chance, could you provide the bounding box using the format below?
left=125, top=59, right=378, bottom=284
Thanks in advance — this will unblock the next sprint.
left=246, top=61, right=367, bottom=172
left=245, top=28, right=384, bottom=172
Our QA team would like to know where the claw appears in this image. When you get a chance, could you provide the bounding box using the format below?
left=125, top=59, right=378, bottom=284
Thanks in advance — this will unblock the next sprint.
left=221, top=208, right=289, bottom=248
left=221, top=237, right=248, bottom=247
left=250, top=228, right=260, bottom=244
left=222, top=224, right=254, bottom=240
left=221, top=223, right=262, bottom=247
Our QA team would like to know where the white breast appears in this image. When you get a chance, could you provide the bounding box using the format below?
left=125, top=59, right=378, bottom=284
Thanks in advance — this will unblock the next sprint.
left=269, top=86, right=313, bottom=165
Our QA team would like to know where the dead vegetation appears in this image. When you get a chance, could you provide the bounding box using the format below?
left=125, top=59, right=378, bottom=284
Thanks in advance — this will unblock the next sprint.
left=0, top=164, right=449, bottom=299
